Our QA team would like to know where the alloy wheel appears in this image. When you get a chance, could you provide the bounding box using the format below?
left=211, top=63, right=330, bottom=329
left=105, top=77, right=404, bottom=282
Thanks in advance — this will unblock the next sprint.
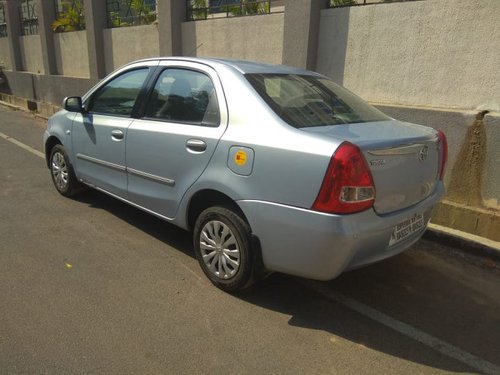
left=51, top=151, right=69, bottom=191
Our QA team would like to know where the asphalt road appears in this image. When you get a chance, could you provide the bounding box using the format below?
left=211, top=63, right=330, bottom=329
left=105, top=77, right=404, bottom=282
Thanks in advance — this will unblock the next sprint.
left=1, top=105, right=499, bottom=374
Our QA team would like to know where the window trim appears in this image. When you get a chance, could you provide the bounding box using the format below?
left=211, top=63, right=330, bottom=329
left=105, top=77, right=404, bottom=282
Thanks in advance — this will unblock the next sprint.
left=245, top=73, right=390, bottom=129
left=85, top=67, right=153, bottom=118
left=140, top=66, right=222, bottom=128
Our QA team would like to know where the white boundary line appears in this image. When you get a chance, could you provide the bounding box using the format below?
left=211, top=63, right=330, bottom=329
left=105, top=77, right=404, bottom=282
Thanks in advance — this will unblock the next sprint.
left=305, top=281, right=500, bottom=375
left=0, top=131, right=45, bottom=159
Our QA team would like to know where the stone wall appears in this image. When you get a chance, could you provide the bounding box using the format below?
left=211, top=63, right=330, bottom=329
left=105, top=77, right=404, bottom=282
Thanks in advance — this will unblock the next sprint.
left=54, top=31, right=90, bottom=78
left=316, top=0, right=500, bottom=111
left=0, top=37, right=12, bottom=70
left=103, top=24, right=160, bottom=74
left=19, top=35, right=44, bottom=74
left=181, top=13, right=284, bottom=64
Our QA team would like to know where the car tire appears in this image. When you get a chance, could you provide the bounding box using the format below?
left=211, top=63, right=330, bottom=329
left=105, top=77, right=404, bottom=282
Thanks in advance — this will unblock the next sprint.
left=193, top=206, right=255, bottom=292
left=49, top=144, right=84, bottom=197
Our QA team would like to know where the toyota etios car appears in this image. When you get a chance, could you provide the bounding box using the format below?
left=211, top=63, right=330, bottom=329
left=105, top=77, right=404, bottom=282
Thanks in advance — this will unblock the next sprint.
left=44, top=57, right=446, bottom=292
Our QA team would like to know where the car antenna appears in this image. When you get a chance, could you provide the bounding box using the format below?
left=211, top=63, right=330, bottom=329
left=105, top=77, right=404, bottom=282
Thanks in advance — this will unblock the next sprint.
left=188, top=43, right=204, bottom=56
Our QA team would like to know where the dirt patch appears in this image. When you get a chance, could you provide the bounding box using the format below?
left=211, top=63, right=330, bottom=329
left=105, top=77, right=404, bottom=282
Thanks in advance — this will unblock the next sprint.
left=447, top=111, right=488, bottom=206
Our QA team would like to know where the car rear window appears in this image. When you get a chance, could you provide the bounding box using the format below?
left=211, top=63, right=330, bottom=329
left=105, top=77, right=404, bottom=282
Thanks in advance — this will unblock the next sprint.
left=245, top=74, right=390, bottom=128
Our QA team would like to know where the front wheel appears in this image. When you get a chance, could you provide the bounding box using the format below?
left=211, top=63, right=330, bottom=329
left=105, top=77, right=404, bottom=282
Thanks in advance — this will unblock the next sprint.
left=49, top=144, right=83, bottom=197
left=193, top=206, right=255, bottom=292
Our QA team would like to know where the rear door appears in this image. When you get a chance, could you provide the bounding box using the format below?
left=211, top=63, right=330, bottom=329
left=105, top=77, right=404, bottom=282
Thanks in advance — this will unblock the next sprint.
left=125, top=61, right=228, bottom=218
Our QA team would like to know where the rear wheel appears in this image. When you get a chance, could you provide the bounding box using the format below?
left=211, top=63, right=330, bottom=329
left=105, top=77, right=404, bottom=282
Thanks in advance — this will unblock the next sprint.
left=193, top=206, right=255, bottom=292
left=49, top=145, right=83, bottom=197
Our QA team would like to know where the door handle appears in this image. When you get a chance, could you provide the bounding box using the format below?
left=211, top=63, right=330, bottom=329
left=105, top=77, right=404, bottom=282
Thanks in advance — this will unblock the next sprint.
left=186, top=139, right=207, bottom=153
left=111, top=129, right=124, bottom=140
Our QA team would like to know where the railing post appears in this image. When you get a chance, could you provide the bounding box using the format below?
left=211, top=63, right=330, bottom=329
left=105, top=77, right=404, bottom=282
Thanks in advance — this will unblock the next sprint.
left=158, top=0, right=186, bottom=56
left=4, top=0, right=23, bottom=71
left=282, top=0, right=328, bottom=69
left=83, top=0, right=107, bottom=79
left=37, top=0, right=57, bottom=75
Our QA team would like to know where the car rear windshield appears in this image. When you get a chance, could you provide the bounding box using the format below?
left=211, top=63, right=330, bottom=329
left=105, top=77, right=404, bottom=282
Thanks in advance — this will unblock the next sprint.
left=245, top=73, right=390, bottom=128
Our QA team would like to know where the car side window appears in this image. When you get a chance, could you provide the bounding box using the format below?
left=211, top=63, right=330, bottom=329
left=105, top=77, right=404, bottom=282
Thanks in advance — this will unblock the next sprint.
left=87, top=68, right=150, bottom=116
left=144, top=68, right=220, bottom=127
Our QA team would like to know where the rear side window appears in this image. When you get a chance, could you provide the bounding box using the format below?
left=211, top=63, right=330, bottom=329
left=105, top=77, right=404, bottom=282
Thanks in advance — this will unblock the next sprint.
left=88, top=68, right=150, bottom=116
left=246, top=74, right=390, bottom=128
left=144, top=68, right=220, bottom=127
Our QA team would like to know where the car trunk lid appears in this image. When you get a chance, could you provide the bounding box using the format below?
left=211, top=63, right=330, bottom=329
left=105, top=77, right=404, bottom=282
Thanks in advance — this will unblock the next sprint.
left=302, top=120, right=440, bottom=215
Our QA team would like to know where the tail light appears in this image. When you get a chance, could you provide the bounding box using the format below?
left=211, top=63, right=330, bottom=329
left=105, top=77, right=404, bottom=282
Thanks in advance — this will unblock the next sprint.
left=437, top=130, right=447, bottom=180
left=312, top=142, right=375, bottom=214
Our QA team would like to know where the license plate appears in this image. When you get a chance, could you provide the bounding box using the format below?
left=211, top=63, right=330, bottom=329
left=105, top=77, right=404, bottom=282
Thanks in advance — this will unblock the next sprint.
left=389, top=213, right=424, bottom=246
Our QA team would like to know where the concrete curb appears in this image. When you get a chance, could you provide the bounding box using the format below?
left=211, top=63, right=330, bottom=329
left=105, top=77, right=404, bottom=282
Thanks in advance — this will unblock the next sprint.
left=431, top=200, right=500, bottom=243
left=425, top=223, right=500, bottom=262
left=0, top=99, right=52, bottom=121
left=0, top=99, right=26, bottom=112
left=0, top=94, right=60, bottom=119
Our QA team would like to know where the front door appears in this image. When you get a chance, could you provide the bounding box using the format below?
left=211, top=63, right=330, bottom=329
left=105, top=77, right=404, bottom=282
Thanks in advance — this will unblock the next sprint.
left=71, top=67, right=151, bottom=197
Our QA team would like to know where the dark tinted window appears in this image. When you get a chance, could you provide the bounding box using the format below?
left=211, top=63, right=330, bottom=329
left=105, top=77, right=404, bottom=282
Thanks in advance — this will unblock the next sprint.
left=246, top=74, right=390, bottom=128
left=88, top=68, right=149, bottom=116
left=145, top=68, right=220, bottom=126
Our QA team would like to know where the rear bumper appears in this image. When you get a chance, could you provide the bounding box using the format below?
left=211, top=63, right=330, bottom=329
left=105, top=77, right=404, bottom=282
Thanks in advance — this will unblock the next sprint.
left=237, top=183, right=445, bottom=280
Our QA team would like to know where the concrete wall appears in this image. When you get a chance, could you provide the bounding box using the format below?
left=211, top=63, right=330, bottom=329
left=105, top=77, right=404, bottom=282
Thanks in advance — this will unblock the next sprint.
left=19, top=35, right=44, bottom=74
left=483, top=114, right=500, bottom=208
left=181, top=13, right=284, bottom=64
left=317, top=0, right=500, bottom=111
left=0, top=38, right=12, bottom=70
left=54, top=31, right=90, bottom=78
left=2, top=70, right=94, bottom=105
left=103, top=24, right=160, bottom=74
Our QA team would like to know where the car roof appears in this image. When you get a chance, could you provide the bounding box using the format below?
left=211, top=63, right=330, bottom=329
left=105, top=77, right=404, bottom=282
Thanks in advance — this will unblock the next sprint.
left=130, top=56, right=320, bottom=76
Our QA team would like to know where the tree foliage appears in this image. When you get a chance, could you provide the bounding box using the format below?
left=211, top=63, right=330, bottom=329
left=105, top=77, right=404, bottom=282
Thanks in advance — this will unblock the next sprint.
left=190, top=0, right=270, bottom=20
left=330, top=0, right=356, bottom=6
left=130, top=0, right=156, bottom=25
left=224, top=0, right=270, bottom=16
left=51, top=1, right=85, bottom=32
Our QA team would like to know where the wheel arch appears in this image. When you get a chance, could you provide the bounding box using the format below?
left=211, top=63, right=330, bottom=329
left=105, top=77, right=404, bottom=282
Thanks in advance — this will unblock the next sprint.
left=186, top=189, right=249, bottom=232
left=45, top=136, right=62, bottom=168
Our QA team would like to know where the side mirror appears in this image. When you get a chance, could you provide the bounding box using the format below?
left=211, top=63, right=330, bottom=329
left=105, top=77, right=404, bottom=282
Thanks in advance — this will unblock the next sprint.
left=63, top=96, right=84, bottom=113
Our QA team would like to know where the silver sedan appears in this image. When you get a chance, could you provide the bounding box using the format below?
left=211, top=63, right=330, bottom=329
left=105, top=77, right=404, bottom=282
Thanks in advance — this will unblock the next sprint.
left=44, top=57, right=447, bottom=292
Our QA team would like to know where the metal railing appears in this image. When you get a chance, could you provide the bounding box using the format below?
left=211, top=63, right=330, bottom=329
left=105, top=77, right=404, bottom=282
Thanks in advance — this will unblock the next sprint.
left=0, top=4, right=7, bottom=38
left=187, top=0, right=285, bottom=21
left=329, top=0, right=424, bottom=7
left=20, top=0, right=38, bottom=36
left=106, top=0, right=157, bottom=28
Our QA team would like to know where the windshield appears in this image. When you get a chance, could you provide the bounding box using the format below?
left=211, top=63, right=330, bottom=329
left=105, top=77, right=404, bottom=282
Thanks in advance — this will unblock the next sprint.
left=245, top=74, right=390, bottom=128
